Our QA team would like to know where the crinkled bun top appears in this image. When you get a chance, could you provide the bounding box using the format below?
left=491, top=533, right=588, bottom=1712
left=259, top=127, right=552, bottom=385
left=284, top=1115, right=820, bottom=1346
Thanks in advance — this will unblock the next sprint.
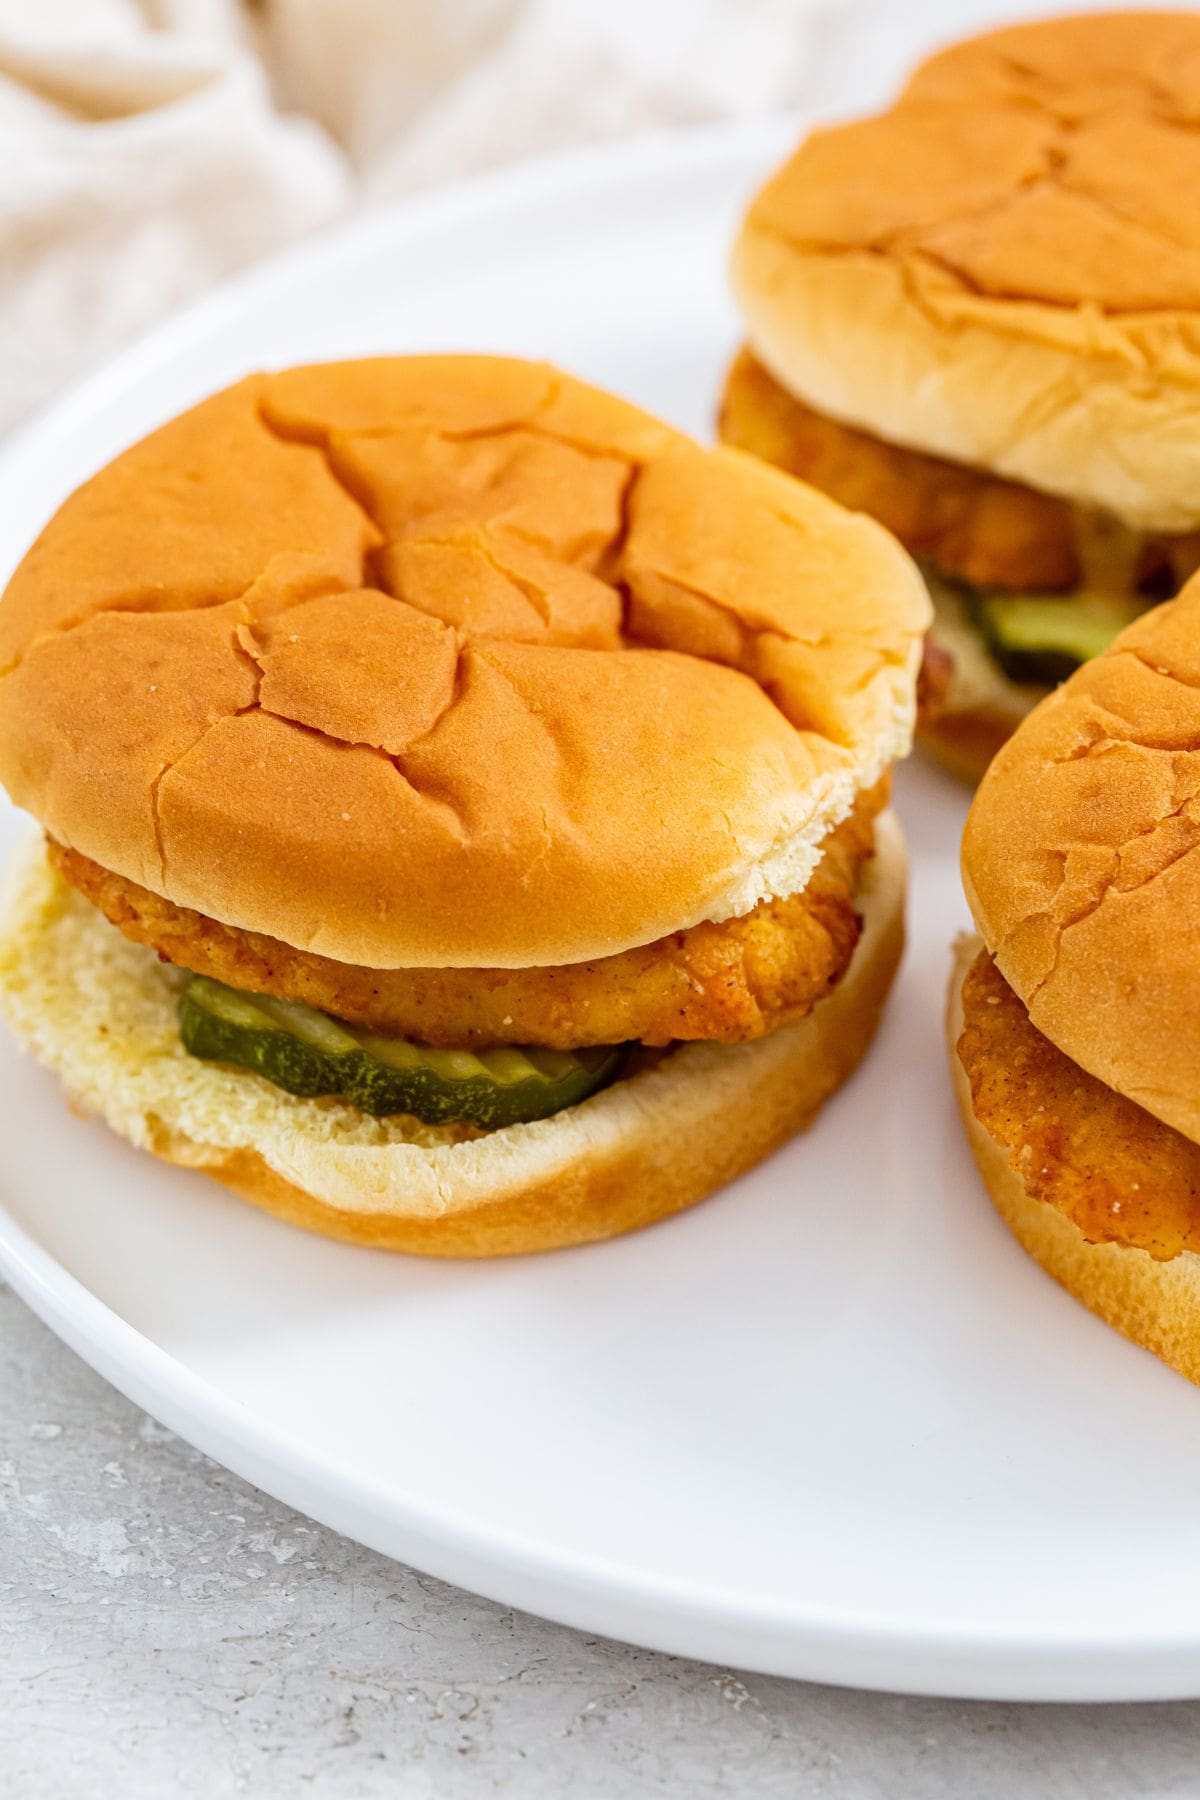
left=732, top=12, right=1200, bottom=533
left=963, top=575, right=1200, bottom=1147
left=0, top=357, right=927, bottom=969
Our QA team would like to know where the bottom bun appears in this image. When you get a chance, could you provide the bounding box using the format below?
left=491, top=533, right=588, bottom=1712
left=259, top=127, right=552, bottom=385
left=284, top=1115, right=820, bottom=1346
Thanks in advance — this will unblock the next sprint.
left=917, top=573, right=1044, bottom=787
left=917, top=703, right=1030, bottom=791
left=0, top=816, right=907, bottom=1258
left=947, top=936, right=1200, bottom=1385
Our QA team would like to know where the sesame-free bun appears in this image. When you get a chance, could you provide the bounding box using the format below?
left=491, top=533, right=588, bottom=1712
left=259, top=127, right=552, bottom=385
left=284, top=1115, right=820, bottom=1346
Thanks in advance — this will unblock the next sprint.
left=916, top=674, right=1035, bottom=791
left=732, top=13, right=1200, bottom=534
left=947, top=936, right=1200, bottom=1386
left=962, top=577, right=1200, bottom=1149
left=0, top=817, right=907, bottom=1258
left=0, top=356, right=927, bottom=971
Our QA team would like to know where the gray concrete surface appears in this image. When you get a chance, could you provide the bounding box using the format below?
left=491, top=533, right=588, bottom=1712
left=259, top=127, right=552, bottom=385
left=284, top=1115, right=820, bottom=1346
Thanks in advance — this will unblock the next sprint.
left=3, top=1284, right=1200, bottom=1797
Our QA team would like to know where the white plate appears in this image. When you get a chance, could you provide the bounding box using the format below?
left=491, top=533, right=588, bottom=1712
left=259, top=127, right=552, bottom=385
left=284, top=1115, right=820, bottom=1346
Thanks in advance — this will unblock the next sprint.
left=3, top=124, right=1200, bottom=1705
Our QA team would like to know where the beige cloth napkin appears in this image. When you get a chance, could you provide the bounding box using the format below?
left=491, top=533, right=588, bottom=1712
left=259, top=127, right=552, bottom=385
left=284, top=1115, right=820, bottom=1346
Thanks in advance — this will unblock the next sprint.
left=0, top=0, right=824, bottom=436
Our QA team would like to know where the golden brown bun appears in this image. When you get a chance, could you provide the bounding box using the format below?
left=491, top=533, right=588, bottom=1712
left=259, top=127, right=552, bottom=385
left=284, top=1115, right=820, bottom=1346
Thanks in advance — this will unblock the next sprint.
left=732, top=13, right=1200, bottom=533
left=916, top=706, right=1027, bottom=792
left=948, top=936, right=1200, bottom=1385
left=963, top=576, right=1200, bottom=1145
left=0, top=356, right=927, bottom=970
left=0, top=817, right=907, bottom=1258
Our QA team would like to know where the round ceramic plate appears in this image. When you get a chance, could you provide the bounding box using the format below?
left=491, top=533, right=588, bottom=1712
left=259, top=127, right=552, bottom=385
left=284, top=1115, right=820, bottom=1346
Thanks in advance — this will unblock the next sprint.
left=2, top=125, right=1199, bottom=1704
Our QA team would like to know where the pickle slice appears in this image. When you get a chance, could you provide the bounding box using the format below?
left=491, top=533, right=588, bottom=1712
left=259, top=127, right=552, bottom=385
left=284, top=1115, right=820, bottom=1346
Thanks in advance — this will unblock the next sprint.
left=178, top=975, right=626, bottom=1128
left=965, top=588, right=1150, bottom=688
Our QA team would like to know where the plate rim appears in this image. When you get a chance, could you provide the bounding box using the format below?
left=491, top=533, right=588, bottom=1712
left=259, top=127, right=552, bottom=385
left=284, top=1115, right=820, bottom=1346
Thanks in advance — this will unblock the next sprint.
left=8, top=1189, right=1200, bottom=1704
left=3, top=122, right=1200, bottom=1704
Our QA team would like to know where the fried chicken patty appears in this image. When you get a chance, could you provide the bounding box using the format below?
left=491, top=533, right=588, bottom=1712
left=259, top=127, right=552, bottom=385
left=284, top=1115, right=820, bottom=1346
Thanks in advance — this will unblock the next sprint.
left=720, top=348, right=1200, bottom=599
left=50, top=787, right=883, bottom=1051
left=957, top=949, right=1200, bottom=1261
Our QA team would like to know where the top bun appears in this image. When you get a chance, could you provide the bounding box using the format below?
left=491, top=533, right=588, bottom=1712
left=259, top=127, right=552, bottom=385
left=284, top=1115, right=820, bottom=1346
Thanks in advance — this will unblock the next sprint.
left=963, top=575, right=1200, bottom=1146
left=0, top=357, right=927, bottom=969
left=732, top=12, right=1200, bottom=533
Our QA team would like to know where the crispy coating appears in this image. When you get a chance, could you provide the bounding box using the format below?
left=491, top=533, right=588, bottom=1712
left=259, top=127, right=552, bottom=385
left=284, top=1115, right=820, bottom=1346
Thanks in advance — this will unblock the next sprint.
left=720, top=347, right=1200, bottom=597
left=957, top=948, right=1200, bottom=1261
left=50, top=788, right=883, bottom=1051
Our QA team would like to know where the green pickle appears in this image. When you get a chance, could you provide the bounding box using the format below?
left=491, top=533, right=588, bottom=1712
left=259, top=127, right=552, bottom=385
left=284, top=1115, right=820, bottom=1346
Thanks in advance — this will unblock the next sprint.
left=178, top=976, right=626, bottom=1128
left=965, top=589, right=1149, bottom=688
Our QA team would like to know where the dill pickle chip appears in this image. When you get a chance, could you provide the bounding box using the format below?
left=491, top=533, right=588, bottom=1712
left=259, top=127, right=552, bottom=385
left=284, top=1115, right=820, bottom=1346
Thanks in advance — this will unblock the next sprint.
left=178, top=976, right=625, bottom=1127
left=964, top=587, right=1150, bottom=688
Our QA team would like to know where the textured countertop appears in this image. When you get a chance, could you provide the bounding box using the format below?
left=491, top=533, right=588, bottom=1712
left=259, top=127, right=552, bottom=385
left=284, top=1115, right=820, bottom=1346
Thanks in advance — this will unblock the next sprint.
left=4, top=1283, right=1200, bottom=1796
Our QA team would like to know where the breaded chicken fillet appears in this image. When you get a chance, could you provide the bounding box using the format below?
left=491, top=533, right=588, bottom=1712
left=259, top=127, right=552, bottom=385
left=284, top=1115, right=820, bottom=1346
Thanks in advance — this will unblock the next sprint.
left=49, top=785, right=884, bottom=1050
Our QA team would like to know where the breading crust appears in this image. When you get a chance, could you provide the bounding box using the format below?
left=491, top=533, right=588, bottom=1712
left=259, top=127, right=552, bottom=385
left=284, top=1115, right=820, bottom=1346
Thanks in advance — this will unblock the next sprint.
left=720, top=347, right=1200, bottom=598
left=49, top=789, right=883, bottom=1051
left=956, top=947, right=1200, bottom=1261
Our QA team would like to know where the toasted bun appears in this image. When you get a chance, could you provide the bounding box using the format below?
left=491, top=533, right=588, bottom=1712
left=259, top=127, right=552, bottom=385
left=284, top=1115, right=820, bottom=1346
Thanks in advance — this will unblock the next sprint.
left=0, top=816, right=907, bottom=1258
left=963, top=577, right=1200, bottom=1146
left=948, top=936, right=1200, bottom=1385
left=0, top=356, right=927, bottom=970
left=916, top=569, right=1043, bottom=786
left=732, top=13, right=1200, bottom=533
left=917, top=702, right=1030, bottom=793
